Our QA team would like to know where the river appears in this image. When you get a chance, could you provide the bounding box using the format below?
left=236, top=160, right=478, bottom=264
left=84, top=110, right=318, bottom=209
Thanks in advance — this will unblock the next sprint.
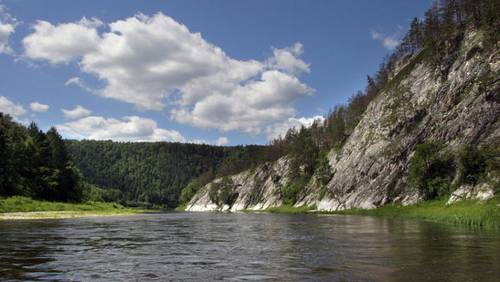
left=0, top=213, right=499, bottom=281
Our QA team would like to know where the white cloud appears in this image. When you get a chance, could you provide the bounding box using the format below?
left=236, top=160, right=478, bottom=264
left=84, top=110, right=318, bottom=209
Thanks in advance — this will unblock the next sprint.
left=0, top=22, right=14, bottom=54
left=0, top=96, right=26, bottom=119
left=266, top=115, right=324, bottom=140
left=62, top=105, right=92, bottom=119
left=371, top=31, right=400, bottom=50
left=65, top=77, right=97, bottom=94
left=0, top=5, right=16, bottom=54
left=30, top=102, right=49, bottom=112
left=57, top=115, right=185, bottom=142
left=23, top=17, right=102, bottom=64
left=215, top=137, right=229, bottom=146
left=268, top=42, right=310, bottom=74
left=172, top=70, right=312, bottom=134
left=23, top=12, right=313, bottom=134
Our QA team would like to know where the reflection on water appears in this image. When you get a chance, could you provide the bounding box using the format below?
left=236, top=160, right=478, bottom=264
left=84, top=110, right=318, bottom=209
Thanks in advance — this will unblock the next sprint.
left=0, top=213, right=499, bottom=281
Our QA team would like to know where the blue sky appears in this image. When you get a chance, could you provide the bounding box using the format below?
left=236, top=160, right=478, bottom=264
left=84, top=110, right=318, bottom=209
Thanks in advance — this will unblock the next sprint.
left=0, top=0, right=433, bottom=145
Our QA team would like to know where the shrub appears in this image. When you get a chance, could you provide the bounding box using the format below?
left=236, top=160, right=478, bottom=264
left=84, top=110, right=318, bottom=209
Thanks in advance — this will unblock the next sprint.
left=101, top=188, right=123, bottom=203
left=208, top=176, right=237, bottom=208
left=81, top=183, right=104, bottom=202
left=281, top=177, right=308, bottom=205
left=456, top=145, right=487, bottom=185
left=179, top=178, right=202, bottom=205
left=315, top=152, right=333, bottom=185
left=408, top=141, right=455, bottom=199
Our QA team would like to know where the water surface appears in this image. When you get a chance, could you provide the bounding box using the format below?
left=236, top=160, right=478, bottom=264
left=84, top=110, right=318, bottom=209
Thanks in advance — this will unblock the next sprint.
left=1, top=213, right=499, bottom=281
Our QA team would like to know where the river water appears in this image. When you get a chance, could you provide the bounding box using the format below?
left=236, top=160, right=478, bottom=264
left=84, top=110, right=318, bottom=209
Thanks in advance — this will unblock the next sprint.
left=0, top=212, right=499, bottom=281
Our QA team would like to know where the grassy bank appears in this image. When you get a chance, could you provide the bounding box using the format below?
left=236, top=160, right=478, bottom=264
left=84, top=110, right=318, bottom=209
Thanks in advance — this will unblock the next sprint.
left=264, top=205, right=315, bottom=214
left=252, top=198, right=500, bottom=229
left=0, top=196, right=153, bottom=220
left=174, top=204, right=187, bottom=212
left=335, top=198, right=500, bottom=229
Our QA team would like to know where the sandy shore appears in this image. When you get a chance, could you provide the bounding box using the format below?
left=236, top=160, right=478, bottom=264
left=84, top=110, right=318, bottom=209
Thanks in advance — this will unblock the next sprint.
left=0, top=210, right=142, bottom=220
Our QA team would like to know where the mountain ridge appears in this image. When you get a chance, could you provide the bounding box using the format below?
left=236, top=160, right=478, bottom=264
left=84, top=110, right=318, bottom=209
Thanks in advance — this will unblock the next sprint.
left=186, top=29, right=499, bottom=212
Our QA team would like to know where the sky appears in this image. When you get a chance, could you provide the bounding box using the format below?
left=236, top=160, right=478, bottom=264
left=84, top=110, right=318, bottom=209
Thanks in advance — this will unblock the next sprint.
left=0, top=0, right=433, bottom=145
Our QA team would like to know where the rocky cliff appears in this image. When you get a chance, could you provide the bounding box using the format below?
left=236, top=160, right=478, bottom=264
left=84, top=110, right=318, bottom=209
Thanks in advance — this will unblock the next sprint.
left=187, top=31, right=499, bottom=212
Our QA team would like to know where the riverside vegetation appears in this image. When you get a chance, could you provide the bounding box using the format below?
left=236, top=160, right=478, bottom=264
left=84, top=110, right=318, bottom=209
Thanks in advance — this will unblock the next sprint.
left=0, top=0, right=498, bottom=226
left=185, top=0, right=500, bottom=229
left=0, top=196, right=147, bottom=220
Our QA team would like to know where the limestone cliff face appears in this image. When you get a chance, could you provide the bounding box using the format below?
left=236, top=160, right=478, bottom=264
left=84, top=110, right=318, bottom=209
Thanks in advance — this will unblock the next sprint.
left=187, top=31, right=499, bottom=212
left=187, top=157, right=292, bottom=211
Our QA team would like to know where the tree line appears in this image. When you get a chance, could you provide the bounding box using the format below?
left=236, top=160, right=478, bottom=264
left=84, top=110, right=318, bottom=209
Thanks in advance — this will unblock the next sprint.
left=0, top=113, right=82, bottom=202
left=66, top=140, right=283, bottom=207
left=271, top=0, right=498, bottom=166
left=263, top=0, right=498, bottom=205
left=0, top=113, right=283, bottom=207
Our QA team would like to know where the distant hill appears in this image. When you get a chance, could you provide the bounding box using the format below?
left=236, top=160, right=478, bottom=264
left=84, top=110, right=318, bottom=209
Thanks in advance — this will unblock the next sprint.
left=65, top=140, right=282, bottom=207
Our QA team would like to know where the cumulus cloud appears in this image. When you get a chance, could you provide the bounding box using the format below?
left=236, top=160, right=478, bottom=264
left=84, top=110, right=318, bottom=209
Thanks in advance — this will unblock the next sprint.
left=0, top=96, right=26, bottom=119
left=0, top=5, right=16, bottom=54
left=62, top=105, right=92, bottom=119
left=172, top=70, right=312, bottom=134
left=371, top=30, right=400, bottom=50
left=57, top=115, right=185, bottom=142
left=266, top=115, right=324, bottom=140
left=23, top=17, right=102, bottom=64
left=23, top=12, right=313, bottom=134
left=30, top=102, right=49, bottom=112
left=215, top=137, right=229, bottom=146
left=268, top=42, right=310, bottom=74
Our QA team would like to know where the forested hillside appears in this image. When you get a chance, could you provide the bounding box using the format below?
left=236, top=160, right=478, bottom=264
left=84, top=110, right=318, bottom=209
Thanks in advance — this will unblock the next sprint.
left=66, top=140, right=283, bottom=207
left=0, top=114, right=83, bottom=202
left=264, top=0, right=500, bottom=201
left=186, top=0, right=500, bottom=212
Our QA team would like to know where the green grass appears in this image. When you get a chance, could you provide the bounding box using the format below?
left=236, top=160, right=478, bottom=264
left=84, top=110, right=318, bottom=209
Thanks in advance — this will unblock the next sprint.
left=248, top=197, right=500, bottom=229
left=174, top=204, right=187, bottom=212
left=263, top=205, right=315, bottom=214
left=334, top=197, right=500, bottom=229
left=0, top=196, right=153, bottom=218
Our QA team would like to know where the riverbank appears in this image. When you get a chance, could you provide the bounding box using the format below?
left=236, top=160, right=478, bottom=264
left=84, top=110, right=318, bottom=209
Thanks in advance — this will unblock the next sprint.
left=259, top=197, right=500, bottom=229
left=335, top=198, right=500, bottom=229
left=0, top=196, right=153, bottom=220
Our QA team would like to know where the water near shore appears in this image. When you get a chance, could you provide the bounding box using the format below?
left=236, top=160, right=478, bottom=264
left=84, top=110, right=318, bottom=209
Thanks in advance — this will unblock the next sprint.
left=1, top=213, right=499, bottom=281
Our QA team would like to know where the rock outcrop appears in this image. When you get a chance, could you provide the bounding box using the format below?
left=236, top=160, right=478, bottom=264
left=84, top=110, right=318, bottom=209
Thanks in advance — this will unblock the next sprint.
left=187, top=31, right=499, bottom=212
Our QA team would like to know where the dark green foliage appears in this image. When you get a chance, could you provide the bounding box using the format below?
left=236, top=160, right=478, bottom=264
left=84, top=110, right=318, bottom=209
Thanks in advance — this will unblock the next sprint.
left=179, top=178, right=202, bottom=205
left=209, top=176, right=237, bottom=208
left=409, top=141, right=455, bottom=199
left=215, top=145, right=284, bottom=177
left=482, top=139, right=500, bottom=191
left=281, top=177, right=308, bottom=205
left=457, top=145, right=488, bottom=185
left=315, top=152, right=333, bottom=186
left=66, top=140, right=224, bottom=207
left=67, top=140, right=279, bottom=208
left=288, top=126, right=320, bottom=178
left=81, top=183, right=105, bottom=202
left=0, top=114, right=83, bottom=202
left=409, top=139, right=499, bottom=200
left=457, top=139, right=500, bottom=188
left=81, top=183, right=123, bottom=203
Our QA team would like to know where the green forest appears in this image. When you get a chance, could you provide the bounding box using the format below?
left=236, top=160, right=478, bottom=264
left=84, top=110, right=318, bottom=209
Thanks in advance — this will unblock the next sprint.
left=0, top=113, right=283, bottom=208
left=65, top=140, right=282, bottom=207
left=0, top=114, right=82, bottom=202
